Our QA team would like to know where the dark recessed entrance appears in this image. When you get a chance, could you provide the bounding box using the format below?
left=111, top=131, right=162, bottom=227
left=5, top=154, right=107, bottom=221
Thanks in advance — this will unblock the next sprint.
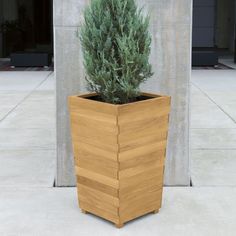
left=192, top=0, right=236, bottom=67
left=0, top=0, right=53, bottom=69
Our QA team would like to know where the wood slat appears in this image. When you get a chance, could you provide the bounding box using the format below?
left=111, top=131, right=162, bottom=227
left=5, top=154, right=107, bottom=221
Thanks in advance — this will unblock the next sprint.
left=70, top=112, right=119, bottom=134
left=119, top=115, right=169, bottom=133
left=118, top=96, right=170, bottom=116
left=118, top=107, right=170, bottom=124
left=119, top=122, right=168, bottom=142
left=78, top=188, right=118, bottom=215
left=79, top=201, right=119, bottom=224
left=119, top=131, right=168, bottom=152
left=69, top=95, right=118, bottom=116
left=119, top=173, right=163, bottom=199
left=119, top=160, right=162, bottom=179
left=76, top=167, right=119, bottom=189
left=119, top=141, right=167, bottom=162
left=120, top=187, right=162, bottom=210
left=120, top=150, right=165, bottom=170
left=77, top=176, right=118, bottom=197
left=73, top=141, right=118, bottom=161
left=75, top=153, right=118, bottom=179
left=118, top=97, right=171, bottom=124
left=120, top=195, right=162, bottom=223
left=74, top=136, right=119, bottom=153
left=72, top=124, right=118, bottom=147
left=120, top=177, right=162, bottom=201
left=78, top=184, right=119, bottom=207
left=119, top=166, right=164, bottom=189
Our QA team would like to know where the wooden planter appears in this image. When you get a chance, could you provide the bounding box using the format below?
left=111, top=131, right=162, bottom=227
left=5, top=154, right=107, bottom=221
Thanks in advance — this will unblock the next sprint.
left=68, top=93, right=171, bottom=228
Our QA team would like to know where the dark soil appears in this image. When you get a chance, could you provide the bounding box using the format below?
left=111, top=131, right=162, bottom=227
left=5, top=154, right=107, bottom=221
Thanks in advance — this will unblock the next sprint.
left=86, top=95, right=154, bottom=104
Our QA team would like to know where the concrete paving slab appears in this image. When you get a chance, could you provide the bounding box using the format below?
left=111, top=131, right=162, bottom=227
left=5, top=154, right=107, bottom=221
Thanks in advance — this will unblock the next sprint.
left=190, top=88, right=213, bottom=107
left=19, top=96, right=55, bottom=110
left=191, top=104, right=236, bottom=128
left=0, top=96, right=56, bottom=129
left=0, top=92, right=30, bottom=121
left=191, top=128, right=236, bottom=149
left=191, top=70, right=236, bottom=93
left=191, top=150, right=236, bottom=186
left=0, top=92, right=28, bottom=107
left=0, top=107, right=12, bottom=121
left=37, top=73, right=55, bottom=91
left=0, top=150, right=55, bottom=187
left=0, top=72, right=51, bottom=91
left=220, top=104, right=236, bottom=122
left=0, top=128, right=55, bottom=150
left=206, top=92, right=236, bottom=106
left=219, top=58, right=236, bottom=69
left=0, top=110, right=55, bottom=129
left=0, top=187, right=235, bottom=236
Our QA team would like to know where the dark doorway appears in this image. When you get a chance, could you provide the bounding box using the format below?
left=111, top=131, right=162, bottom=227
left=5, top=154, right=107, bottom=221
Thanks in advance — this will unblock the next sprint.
left=0, top=0, right=53, bottom=68
left=192, top=0, right=236, bottom=67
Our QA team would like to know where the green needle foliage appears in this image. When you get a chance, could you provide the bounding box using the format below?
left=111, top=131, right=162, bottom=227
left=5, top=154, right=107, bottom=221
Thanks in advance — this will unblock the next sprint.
left=80, top=0, right=153, bottom=104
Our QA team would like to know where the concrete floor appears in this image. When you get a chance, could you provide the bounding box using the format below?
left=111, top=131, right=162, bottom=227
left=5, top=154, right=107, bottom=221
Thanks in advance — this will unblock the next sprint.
left=0, top=72, right=56, bottom=187
left=0, top=70, right=236, bottom=235
left=1, top=187, right=236, bottom=236
left=191, top=70, right=236, bottom=186
left=219, top=58, right=236, bottom=69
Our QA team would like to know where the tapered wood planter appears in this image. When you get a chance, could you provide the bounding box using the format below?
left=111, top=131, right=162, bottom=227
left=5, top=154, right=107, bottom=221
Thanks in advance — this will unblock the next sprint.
left=68, top=93, right=171, bottom=228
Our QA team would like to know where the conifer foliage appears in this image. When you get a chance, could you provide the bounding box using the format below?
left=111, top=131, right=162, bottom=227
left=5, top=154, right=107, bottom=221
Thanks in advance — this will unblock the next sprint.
left=80, top=0, right=153, bottom=104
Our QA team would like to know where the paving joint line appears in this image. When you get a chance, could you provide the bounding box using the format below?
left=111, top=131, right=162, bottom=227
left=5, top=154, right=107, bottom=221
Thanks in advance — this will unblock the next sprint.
left=191, top=81, right=236, bottom=125
left=0, top=71, right=53, bottom=123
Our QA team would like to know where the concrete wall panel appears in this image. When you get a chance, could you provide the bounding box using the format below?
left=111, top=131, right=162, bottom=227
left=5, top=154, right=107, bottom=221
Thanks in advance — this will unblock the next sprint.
left=54, top=0, right=192, bottom=186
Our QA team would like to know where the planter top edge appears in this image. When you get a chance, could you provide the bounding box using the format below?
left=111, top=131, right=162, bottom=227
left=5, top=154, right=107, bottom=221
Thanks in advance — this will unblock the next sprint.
left=69, top=92, right=171, bottom=107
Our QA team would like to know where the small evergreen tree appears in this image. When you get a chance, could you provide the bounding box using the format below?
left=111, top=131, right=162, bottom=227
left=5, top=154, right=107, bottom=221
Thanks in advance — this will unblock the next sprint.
left=80, top=0, right=153, bottom=104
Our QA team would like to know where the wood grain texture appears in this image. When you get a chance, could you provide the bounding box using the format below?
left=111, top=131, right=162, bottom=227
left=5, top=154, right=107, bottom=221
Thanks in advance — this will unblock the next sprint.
left=69, top=93, right=171, bottom=227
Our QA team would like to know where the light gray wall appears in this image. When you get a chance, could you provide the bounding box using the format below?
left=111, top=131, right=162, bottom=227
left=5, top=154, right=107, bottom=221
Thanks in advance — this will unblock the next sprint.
left=54, top=0, right=192, bottom=186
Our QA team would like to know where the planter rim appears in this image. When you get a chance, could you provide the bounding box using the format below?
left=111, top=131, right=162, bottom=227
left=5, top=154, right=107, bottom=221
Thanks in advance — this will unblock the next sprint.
left=69, top=92, right=171, bottom=107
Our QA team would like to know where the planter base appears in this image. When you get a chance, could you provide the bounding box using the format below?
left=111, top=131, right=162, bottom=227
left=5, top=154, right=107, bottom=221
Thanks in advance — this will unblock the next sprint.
left=69, top=93, right=171, bottom=228
left=115, top=223, right=124, bottom=229
left=153, top=209, right=159, bottom=214
left=81, top=209, right=87, bottom=214
left=81, top=207, right=160, bottom=228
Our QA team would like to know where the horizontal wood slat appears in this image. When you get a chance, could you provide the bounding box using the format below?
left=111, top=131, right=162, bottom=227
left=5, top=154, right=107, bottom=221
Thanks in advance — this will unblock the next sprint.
left=69, top=95, right=118, bottom=115
left=78, top=188, right=118, bottom=215
left=79, top=201, right=119, bottom=224
left=119, top=132, right=168, bottom=152
left=74, top=136, right=119, bottom=153
left=119, top=115, right=169, bottom=133
left=120, top=177, right=163, bottom=201
left=74, top=141, right=118, bottom=161
left=75, top=156, right=118, bottom=179
left=119, top=166, right=164, bottom=189
left=72, top=124, right=118, bottom=146
left=120, top=188, right=162, bottom=212
left=119, top=160, right=162, bottom=179
left=78, top=184, right=119, bottom=207
left=77, top=176, right=118, bottom=197
left=120, top=150, right=165, bottom=170
left=76, top=167, right=119, bottom=189
left=74, top=147, right=118, bottom=178
left=119, top=141, right=167, bottom=161
left=70, top=112, right=119, bottom=134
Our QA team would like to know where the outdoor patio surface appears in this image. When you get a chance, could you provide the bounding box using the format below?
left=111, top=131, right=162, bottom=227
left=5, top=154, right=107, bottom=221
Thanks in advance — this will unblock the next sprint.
left=191, top=70, right=236, bottom=186
left=0, top=70, right=236, bottom=235
left=0, top=187, right=236, bottom=236
left=0, top=72, right=56, bottom=187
